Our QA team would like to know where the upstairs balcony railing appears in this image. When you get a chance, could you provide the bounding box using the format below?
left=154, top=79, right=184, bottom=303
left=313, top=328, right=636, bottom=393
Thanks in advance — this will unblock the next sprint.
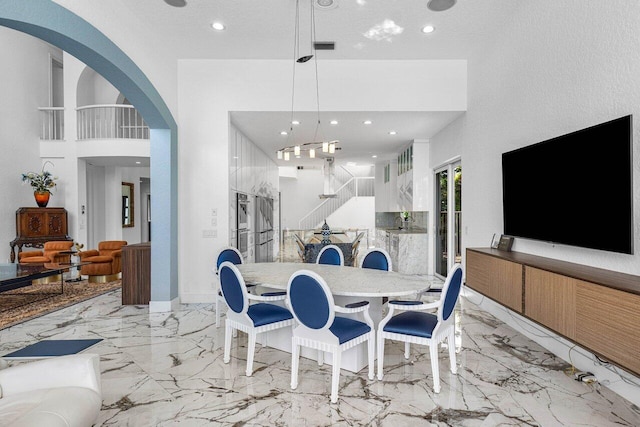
left=38, top=107, right=64, bottom=140
left=76, top=104, right=149, bottom=140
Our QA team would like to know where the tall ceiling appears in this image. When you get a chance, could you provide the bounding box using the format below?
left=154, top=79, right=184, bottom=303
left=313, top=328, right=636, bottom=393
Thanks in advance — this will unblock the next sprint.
left=83, top=0, right=521, bottom=166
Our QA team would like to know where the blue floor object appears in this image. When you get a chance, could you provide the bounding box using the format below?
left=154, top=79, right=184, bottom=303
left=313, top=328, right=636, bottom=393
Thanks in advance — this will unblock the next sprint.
left=2, top=339, right=102, bottom=359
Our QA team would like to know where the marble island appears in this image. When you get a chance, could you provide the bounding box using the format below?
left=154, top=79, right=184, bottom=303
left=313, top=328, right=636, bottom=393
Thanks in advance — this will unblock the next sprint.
left=375, top=227, right=428, bottom=274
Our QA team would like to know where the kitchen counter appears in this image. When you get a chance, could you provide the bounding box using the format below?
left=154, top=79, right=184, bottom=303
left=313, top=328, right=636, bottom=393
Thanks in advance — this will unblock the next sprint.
left=383, top=227, right=428, bottom=234
left=374, top=228, right=428, bottom=274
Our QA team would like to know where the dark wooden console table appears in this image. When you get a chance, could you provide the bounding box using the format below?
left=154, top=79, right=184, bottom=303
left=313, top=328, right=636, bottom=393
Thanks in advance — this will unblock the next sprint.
left=121, top=242, right=150, bottom=305
left=9, top=207, right=72, bottom=263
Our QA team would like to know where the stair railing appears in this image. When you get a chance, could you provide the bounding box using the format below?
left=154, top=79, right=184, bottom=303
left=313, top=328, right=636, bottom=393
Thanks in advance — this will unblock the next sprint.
left=299, top=176, right=374, bottom=230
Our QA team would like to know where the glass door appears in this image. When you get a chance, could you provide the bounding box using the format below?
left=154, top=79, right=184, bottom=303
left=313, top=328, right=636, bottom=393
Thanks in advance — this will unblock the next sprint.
left=435, top=163, right=462, bottom=278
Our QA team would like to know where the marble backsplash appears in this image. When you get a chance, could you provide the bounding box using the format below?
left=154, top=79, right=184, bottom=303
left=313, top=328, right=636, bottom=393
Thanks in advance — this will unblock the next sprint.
left=375, top=211, right=428, bottom=230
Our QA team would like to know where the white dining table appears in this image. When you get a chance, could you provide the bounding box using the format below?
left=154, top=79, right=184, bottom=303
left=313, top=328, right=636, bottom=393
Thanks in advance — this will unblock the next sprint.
left=235, top=262, right=437, bottom=372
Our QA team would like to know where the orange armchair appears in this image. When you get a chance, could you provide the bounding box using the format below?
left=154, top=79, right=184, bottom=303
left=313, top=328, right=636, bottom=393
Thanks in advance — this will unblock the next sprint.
left=18, top=241, right=74, bottom=264
left=79, top=240, right=127, bottom=283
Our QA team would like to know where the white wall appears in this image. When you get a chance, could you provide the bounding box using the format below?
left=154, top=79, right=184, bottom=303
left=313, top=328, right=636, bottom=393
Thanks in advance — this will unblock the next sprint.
left=76, top=67, right=120, bottom=106
left=427, top=0, right=640, bottom=404
left=178, top=59, right=467, bottom=301
left=279, top=168, right=324, bottom=230
left=0, top=27, right=62, bottom=260
left=326, top=197, right=375, bottom=232
left=86, top=163, right=105, bottom=249
left=432, top=1, right=640, bottom=276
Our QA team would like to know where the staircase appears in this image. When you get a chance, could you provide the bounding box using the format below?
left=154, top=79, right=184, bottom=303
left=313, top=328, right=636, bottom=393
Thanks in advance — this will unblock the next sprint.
left=299, top=166, right=374, bottom=230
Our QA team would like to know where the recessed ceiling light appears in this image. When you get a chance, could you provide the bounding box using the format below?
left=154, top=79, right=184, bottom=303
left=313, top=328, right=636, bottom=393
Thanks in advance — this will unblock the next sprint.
left=280, top=131, right=288, bottom=135
left=211, top=22, right=225, bottom=31
left=389, top=131, right=397, bottom=135
left=135, top=161, right=141, bottom=164
left=330, top=120, right=338, bottom=125
left=363, top=120, right=372, bottom=125
left=292, top=120, right=300, bottom=125
left=422, top=25, right=435, bottom=34
left=315, top=0, right=338, bottom=10
left=371, top=155, right=377, bottom=158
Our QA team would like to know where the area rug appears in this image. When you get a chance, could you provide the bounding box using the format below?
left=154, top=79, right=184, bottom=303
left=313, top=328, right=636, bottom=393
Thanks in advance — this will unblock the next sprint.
left=0, top=279, right=121, bottom=330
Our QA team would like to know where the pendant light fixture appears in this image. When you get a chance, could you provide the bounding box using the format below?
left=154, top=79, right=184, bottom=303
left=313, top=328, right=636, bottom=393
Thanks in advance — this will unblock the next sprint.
left=277, top=0, right=340, bottom=162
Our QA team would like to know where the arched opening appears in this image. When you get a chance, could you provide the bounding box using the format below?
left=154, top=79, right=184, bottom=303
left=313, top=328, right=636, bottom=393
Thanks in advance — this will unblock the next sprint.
left=0, top=0, right=178, bottom=309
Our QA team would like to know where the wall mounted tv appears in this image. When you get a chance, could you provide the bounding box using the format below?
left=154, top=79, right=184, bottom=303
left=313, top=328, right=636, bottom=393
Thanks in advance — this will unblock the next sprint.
left=502, top=115, right=633, bottom=254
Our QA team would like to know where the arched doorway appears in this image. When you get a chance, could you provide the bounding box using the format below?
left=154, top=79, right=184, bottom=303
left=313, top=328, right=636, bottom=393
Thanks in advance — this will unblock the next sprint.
left=0, top=0, right=178, bottom=309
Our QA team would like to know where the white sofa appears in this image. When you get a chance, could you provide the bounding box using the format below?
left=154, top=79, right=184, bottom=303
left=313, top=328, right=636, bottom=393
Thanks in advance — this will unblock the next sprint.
left=0, top=353, right=102, bottom=427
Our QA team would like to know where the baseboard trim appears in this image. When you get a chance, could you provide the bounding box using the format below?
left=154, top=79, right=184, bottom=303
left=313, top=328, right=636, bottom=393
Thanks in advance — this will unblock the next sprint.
left=149, top=297, right=180, bottom=313
left=179, top=292, right=216, bottom=304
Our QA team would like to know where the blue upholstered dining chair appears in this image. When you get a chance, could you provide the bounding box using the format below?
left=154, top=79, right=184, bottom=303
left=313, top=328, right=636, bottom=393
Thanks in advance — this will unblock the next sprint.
left=286, top=270, right=374, bottom=403
left=377, top=263, right=463, bottom=393
left=316, top=244, right=344, bottom=266
left=360, top=248, right=392, bottom=271
left=218, top=261, right=294, bottom=376
left=213, top=247, right=244, bottom=328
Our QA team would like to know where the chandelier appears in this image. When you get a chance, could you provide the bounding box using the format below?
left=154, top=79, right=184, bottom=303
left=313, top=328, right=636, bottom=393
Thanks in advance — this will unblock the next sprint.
left=277, top=0, right=339, bottom=161
left=277, top=140, right=339, bottom=161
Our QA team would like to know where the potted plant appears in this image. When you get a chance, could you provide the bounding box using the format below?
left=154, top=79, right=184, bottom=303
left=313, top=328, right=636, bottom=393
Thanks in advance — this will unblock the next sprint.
left=400, top=211, right=411, bottom=229
left=21, top=161, right=57, bottom=207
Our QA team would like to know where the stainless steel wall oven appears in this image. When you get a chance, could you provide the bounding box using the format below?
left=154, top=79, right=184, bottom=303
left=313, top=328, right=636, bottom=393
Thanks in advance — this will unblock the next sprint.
left=236, top=193, right=249, bottom=258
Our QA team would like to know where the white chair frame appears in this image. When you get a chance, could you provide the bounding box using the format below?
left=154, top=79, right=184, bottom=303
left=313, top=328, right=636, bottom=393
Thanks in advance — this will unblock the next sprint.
left=213, top=246, right=244, bottom=328
left=316, top=244, right=344, bottom=266
left=287, top=269, right=375, bottom=403
left=377, top=263, right=463, bottom=393
left=220, top=261, right=294, bottom=376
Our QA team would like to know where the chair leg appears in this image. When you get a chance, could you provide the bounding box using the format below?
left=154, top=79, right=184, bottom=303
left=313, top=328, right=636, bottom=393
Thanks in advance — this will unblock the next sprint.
left=291, top=341, right=299, bottom=389
left=215, top=297, right=221, bottom=328
left=448, top=330, right=457, bottom=374
left=430, top=343, right=441, bottom=393
left=223, top=323, right=232, bottom=363
left=246, top=331, right=257, bottom=376
left=331, top=351, right=341, bottom=403
left=367, top=333, right=375, bottom=380
left=377, top=334, right=385, bottom=380
left=404, top=342, right=410, bottom=359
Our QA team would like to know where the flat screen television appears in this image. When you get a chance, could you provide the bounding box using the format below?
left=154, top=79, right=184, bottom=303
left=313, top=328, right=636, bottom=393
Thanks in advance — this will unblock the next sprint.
left=502, top=115, right=633, bottom=254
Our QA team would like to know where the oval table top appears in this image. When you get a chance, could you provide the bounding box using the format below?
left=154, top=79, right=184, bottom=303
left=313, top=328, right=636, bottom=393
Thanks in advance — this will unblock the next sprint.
left=236, top=262, right=435, bottom=298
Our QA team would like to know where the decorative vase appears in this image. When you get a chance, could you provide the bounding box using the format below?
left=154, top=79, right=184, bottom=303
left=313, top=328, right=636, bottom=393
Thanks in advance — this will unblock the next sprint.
left=34, top=190, right=50, bottom=207
left=321, top=220, right=332, bottom=245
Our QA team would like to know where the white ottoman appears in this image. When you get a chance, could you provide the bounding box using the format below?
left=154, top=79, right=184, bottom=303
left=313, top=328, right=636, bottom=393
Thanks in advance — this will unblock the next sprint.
left=0, top=353, right=102, bottom=427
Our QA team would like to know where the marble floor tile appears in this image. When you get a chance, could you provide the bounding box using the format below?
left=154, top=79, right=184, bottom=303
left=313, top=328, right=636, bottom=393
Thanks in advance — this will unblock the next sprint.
left=1, top=288, right=639, bottom=426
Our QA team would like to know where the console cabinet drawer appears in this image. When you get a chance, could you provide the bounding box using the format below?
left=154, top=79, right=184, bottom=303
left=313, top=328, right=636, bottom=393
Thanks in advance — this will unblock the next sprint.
left=466, top=250, right=523, bottom=312
left=576, top=282, right=640, bottom=375
left=524, top=267, right=576, bottom=340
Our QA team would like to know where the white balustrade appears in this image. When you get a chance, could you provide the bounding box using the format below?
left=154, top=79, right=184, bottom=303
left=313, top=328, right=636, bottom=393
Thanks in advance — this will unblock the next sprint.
left=38, top=107, right=64, bottom=140
left=76, top=104, right=149, bottom=140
